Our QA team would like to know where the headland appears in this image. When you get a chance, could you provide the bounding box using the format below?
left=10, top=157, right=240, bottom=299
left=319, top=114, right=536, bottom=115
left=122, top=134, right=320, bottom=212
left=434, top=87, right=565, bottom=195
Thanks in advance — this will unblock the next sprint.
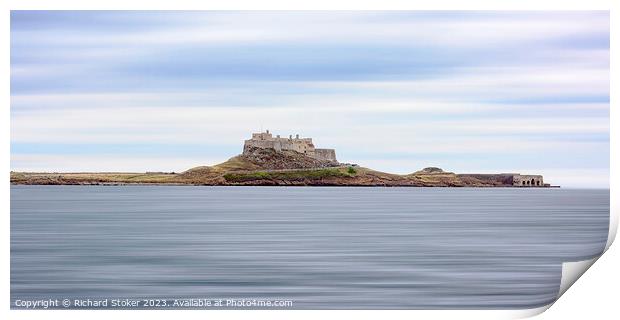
left=11, top=131, right=555, bottom=187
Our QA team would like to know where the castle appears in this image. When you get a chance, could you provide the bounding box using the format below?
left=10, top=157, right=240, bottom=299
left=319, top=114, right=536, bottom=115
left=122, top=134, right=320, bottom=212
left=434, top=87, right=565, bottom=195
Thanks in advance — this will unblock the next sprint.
left=243, top=130, right=337, bottom=162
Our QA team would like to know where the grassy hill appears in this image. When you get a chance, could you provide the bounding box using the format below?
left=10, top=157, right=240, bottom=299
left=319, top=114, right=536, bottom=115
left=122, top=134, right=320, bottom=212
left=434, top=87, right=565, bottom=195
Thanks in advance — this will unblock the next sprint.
left=10, top=148, right=507, bottom=187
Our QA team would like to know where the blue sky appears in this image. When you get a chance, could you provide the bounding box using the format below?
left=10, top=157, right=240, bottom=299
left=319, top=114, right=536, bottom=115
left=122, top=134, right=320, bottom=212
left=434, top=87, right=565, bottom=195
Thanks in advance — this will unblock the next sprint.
left=10, top=11, right=609, bottom=187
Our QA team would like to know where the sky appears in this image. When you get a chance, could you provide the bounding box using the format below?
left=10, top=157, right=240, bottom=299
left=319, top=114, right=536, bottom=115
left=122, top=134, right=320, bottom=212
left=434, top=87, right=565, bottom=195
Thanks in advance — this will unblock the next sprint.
left=10, top=11, right=609, bottom=188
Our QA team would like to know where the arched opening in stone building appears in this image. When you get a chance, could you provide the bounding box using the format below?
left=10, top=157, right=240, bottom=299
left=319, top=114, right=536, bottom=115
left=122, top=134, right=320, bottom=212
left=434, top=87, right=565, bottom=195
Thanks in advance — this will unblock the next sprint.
left=536, top=181, right=540, bottom=186
left=531, top=179, right=535, bottom=186
left=522, top=181, right=526, bottom=186
left=527, top=180, right=530, bottom=185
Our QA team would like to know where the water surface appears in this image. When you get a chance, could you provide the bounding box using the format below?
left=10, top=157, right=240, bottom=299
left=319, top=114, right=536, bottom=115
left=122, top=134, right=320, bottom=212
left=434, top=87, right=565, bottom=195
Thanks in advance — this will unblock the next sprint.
left=11, top=186, right=609, bottom=309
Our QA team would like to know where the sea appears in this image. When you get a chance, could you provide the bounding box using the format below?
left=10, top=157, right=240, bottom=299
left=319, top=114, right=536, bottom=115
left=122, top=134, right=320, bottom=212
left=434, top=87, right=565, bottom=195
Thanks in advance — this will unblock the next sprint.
left=10, top=186, right=609, bottom=309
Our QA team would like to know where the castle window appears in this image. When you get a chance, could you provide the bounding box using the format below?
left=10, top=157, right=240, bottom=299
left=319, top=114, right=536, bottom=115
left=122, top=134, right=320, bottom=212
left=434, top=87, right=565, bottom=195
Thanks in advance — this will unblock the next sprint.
left=522, top=181, right=526, bottom=185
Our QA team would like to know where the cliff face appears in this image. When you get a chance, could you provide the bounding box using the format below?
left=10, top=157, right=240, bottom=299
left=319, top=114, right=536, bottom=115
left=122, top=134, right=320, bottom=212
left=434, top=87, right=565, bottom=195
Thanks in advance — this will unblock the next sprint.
left=239, top=146, right=339, bottom=170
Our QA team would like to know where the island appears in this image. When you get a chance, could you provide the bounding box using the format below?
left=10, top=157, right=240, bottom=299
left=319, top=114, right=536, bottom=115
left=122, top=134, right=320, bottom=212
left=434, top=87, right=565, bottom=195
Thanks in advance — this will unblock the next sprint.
left=10, top=130, right=554, bottom=187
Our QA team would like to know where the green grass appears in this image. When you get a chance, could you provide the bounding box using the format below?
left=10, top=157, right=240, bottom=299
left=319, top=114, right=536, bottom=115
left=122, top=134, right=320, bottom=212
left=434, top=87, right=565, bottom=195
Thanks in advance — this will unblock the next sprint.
left=223, top=168, right=354, bottom=182
left=212, top=156, right=260, bottom=172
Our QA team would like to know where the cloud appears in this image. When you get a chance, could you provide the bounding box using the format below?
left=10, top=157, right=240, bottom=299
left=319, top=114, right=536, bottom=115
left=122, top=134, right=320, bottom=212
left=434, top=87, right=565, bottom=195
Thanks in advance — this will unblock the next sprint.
left=11, top=12, right=608, bottom=92
left=11, top=11, right=609, bottom=49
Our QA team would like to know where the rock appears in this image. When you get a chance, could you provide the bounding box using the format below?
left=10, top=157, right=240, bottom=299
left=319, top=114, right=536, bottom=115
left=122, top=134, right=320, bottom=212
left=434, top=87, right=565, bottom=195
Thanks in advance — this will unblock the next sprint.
left=239, top=146, right=339, bottom=170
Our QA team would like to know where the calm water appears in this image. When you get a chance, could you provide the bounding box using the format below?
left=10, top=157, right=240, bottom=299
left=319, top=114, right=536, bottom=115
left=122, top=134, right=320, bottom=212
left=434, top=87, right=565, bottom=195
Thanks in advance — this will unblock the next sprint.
left=11, top=186, right=609, bottom=309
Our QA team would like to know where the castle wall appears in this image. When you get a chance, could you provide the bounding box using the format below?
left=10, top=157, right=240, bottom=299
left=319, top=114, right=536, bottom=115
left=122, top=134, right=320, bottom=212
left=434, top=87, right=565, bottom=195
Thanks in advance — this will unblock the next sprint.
left=314, top=149, right=337, bottom=162
left=243, top=139, right=278, bottom=153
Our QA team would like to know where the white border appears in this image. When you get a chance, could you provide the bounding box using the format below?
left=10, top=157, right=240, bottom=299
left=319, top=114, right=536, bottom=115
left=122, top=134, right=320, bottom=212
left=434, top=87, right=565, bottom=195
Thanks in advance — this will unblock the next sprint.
left=2, top=1, right=617, bottom=319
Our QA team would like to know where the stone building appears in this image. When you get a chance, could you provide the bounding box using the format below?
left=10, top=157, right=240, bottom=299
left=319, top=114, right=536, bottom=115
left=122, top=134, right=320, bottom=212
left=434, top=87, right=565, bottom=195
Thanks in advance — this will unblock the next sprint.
left=511, top=174, right=544, bottom=187
left=243, top=130, right=337, bottom=162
